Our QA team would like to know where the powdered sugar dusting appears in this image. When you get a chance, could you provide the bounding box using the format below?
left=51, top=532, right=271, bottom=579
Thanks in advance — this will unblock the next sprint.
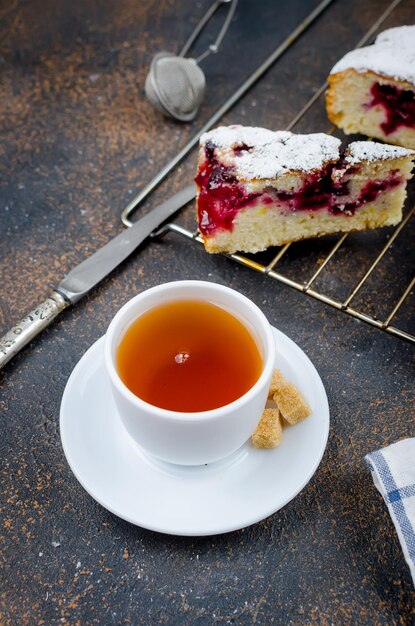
left=375, top=25, right=415, bottom=48
left=200, top=125, right=285, bottom=149
left=345, top=141, right=414, bottom=164
left=200, top=126, right=341, bottom=179
left=330, top=25, right=415, bottom=84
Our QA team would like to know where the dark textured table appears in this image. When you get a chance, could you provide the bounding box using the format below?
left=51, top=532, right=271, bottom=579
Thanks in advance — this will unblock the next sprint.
left=1, top=0, right=415, bottom=623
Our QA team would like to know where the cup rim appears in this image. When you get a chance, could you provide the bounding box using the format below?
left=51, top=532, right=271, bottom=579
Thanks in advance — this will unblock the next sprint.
left=104, top=280, right=275, bottom=421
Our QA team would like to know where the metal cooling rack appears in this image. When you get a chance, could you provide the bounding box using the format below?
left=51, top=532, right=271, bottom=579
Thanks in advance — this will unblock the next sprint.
left=135, top=0, right=415, bottom=343
left=154, top=207, right=415, bottom=343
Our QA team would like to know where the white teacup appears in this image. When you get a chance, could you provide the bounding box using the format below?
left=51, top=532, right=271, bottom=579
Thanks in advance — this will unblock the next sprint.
left=104, top=281, right=275, bottom=465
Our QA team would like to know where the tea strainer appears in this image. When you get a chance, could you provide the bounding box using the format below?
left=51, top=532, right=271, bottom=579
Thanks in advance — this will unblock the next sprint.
left=144, top=0, right=238, bottom=122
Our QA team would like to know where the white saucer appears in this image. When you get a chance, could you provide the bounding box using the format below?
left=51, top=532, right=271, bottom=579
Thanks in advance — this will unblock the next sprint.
left=60, top=327, right=329, bottom=536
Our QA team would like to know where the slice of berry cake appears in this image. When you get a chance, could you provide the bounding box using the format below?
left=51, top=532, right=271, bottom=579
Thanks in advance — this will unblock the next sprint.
left=326, top=25, right=415, bottom=149
left=195, top=126, right=414, bottom=254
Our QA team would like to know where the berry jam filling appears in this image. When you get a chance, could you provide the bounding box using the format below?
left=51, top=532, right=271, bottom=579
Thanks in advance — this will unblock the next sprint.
left=195, top=142, right=260, bottom=234
left=195, top=143, right=404, bottom=236
left=368, top=83, right=415, bottom=135
left=234, top=143, right=252, bottom=155
left=269, top=166, right=350, bottom=213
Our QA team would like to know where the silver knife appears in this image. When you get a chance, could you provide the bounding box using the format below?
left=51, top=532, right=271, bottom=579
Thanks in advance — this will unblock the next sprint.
left=0, top=184, right=196, bottom=371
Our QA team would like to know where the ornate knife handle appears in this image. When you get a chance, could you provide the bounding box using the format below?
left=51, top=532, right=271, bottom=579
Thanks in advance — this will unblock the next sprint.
left=0, top=291, right=69, bottom=371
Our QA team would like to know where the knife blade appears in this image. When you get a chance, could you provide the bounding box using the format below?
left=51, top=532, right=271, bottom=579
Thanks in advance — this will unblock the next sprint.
left=0, top=183, right=196, bottom=371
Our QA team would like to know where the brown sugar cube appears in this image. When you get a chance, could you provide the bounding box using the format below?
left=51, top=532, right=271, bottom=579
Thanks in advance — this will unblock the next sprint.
left=272, top=369, right=311, bottom=425
left=251, top=408, right=282, bottom=449
left=267, top=369, right=285, bottom=399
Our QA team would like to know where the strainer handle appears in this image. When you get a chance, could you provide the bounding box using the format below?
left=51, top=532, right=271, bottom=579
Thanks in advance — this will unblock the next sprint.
left=179, top=0, right=238, bottom=63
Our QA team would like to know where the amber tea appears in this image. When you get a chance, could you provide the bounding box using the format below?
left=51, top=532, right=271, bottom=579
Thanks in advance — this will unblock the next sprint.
left=116, top=299, right=263, bottom=412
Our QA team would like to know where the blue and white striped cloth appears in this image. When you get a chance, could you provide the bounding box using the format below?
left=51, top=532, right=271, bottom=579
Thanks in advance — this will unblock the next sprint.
left=365, top=438, right=415, bottom=586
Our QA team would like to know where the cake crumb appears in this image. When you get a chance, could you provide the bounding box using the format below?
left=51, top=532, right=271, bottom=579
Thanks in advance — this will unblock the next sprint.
left=272, top=369, right=311, bottom=425
left=251, top=408, right=282, bottom=449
